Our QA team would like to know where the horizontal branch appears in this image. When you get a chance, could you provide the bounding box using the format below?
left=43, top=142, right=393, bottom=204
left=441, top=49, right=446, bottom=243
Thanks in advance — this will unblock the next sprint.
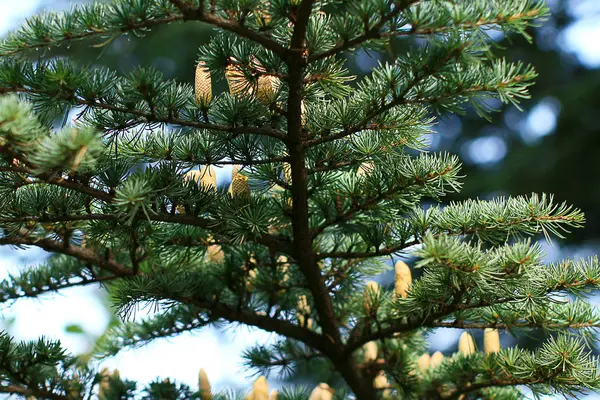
left=0, top=86, right=286, bottom=141
left=0, top=231, right=132, bottom=276
left=0, top=384, right=68, bottom=400
left=179, top=296, right=332, bottom=355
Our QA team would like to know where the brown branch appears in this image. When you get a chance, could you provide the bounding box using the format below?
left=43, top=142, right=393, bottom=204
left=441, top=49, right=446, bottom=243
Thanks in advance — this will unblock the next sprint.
left=0, top=86, right=286, bottom=141
left=307, top=0, right=421, bottom=63
left=169, top=1, right=288, bottom=58
left=317, top=240, right=419, bottom=261
left=431, top=320, right=600, bottom=330
left=0, top=384, right=68, bottom=400
left=179, top=296, right=330, bottom=354
left=0, top=231, right=132, bottom=276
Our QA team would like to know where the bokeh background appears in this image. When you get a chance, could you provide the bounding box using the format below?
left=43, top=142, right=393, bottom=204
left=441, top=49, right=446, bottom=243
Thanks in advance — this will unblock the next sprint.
left=1, top=0, right=600, bottom=396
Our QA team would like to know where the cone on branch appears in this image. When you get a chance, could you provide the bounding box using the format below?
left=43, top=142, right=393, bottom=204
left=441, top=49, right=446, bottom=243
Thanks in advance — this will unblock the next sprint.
left=363, top=341, right=378, bottom=363
left=308, top=383, right=334, bottom=400
left=430, top=351, right=444, bottom=369
left=417, top=353, right=431, bottom=373
left=394, top=260, right=412, bottom=299
left=229, top=166, right=250, bottom=197
left=207, top=243, right=224, bottom=263
left=246, top=376, right=269, bottom=400
left=256, top=74, right=279, bottom=104
left=185, top=166, right=217, bottom=189
left=195, top=61, right=212, bottom=105
left=225, top=61, right=249, bottom=96
left=484, top=328, right=501, bottom=354
left=356, top=161, right=375, bottom=177
left=458, top=332, right=476, bottom=355
left=198, top=368, right=211, bottom=400
left=296, top=294, right=312, bottom=329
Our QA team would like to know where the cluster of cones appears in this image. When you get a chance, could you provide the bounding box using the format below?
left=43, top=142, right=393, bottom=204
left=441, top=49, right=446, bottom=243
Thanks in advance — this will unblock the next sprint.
left=199, top=370, right=334, bottom=400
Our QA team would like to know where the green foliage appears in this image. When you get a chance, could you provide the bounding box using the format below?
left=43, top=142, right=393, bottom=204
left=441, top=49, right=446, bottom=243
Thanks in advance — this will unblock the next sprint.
left=0, top=0, right=598, bottom=399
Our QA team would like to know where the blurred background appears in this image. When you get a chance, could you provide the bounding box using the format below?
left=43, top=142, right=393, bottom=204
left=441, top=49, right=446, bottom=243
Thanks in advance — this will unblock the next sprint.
left=1, top=0, right=600, bottom=396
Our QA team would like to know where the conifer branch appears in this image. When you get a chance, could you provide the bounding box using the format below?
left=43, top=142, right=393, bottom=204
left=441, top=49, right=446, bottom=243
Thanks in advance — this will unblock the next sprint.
left=307, top=0, right=419, bottom=63
left=0, top=384, right=68, bottom=400
left=0, top=85, right=286, bottom=140
left=0, top=231, right=132, bottom=276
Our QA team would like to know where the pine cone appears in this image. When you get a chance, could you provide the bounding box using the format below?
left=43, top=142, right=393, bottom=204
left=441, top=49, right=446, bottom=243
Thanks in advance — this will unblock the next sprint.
left=484, top=328, right=500, bottom=354
left=198, top=368, right=211, bottom=400
left=430, top=351, right=444, bottom=369
left=229, top=174, right=250, bottom=197
left=246, top=376, right=269, bottom=400
left=417, top=353, right=431, bottom=373
left=394, top=260, right=412, bottom=299
left=363, top=341, right=378, bottom=363
left=195, top=61, right=212, bottom=105
left=458, top=332, right=476, bottom=355
left=308, top=383, right=334, bottom=400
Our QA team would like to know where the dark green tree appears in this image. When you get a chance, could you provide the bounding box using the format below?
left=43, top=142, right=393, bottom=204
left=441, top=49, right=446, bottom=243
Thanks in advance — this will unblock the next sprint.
left=0, top=1, right=599, bottom=399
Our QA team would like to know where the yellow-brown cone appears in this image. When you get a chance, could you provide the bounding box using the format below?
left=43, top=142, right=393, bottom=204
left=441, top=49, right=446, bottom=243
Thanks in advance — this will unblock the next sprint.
left=394, top=260, right=412, bottom=300
left=268, top=390, right=278, bottom=400
left=296, top=295, right=312, bottom=329
left=357, top=161, right=374, bottom=177
left=229, top=174, right=250, bottom=197
left=430, top=351, right=444, bottom=369
left=458, top=332, right=476, bottom=355
left=308, top=383, right=334, bottom=400
left=195, top=61, right=212, bottom=105
left=257, top=74, right=279, bottom=104
left=417, top=353, right=431, bottom=373
left=363, top=341, right=378, bottom=363
left=373, top=371, right=389, bottom=389
left=198, top=368, right=211, bottom=400
left=207, top=244, right=224, bottom=263
left=226, top=63, right=249, bottom=96
left=484, top=328, right=501, bottom=354
left=246, top=376, right=269, bottom=400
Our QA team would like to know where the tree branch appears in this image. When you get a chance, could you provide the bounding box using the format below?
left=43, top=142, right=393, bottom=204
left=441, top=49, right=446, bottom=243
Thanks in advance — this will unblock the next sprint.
left=0, top=231, right=132, bottom=276
left=0, top=384, right=69, bottom=400
left=307, top=0, right=420, bottom=63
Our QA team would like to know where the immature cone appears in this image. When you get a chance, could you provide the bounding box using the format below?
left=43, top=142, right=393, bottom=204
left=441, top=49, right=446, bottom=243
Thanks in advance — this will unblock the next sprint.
left=363, top=341, right=378, bottom=363
left=394, top=260, right=412, bottom=299
left=356, top=161, right=374, bottom=177
left=373, top=370, right=389, bottom=389
left=207, top=244, right=224, bottom=263
left=296, top=295, right=312, bottom=329
left=185, top=166, right=217, bottom=189
left=225, top=62, right=248, bottom=96
left=257, top=74, right=279, bottom=104
left=246, top=268, right=257, bottom=290
left=363, top=281, right=381, bottom=314
left=195, top=61, right=212, bottom=105
left=229, top=174, right=250, bottom=197
left=484, top=328, right=501, bottom=354
left=308, top=383, right=334, bottom=400
left=458, top=332, right=476, bottom=355
left=430, top=351, right=444, bottom=369
left=246, top=376, right=269, bottom=400
left=417, top=353, right=431, bottom=373
left=198, top=368, right=211, bottom=400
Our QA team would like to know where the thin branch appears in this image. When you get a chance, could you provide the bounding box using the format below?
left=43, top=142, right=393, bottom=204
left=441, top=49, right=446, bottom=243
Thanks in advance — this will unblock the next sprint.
left=0, top=86, right=286, bottom=141
left=307, top=0, right=420, bottom=63
left=179, top=296, right=330, bottom=354
left=0, top=384, right=69, bottom=400
left=168, top=1, right=288, bottom=57
left=0, top=231, right=132, bottom=276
